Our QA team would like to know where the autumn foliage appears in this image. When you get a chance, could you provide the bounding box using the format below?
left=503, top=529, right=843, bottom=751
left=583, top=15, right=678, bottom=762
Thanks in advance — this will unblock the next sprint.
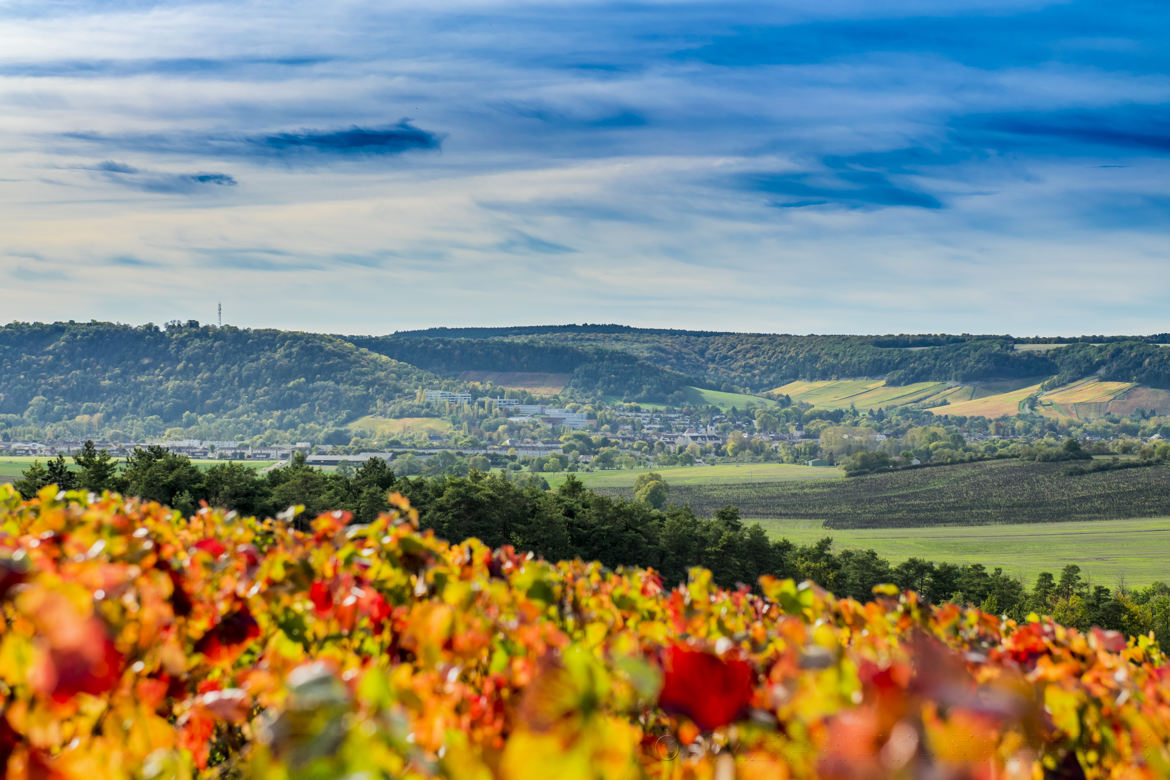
left=0, top=484, right=1168, bottom=779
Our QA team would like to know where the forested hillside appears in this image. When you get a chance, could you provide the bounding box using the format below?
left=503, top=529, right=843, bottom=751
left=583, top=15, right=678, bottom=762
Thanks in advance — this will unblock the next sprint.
left=400, top=326, right=1170, bottom=393
left=351, top=334, right=692, bottom=402
left=0, top=322, right=449, bottom=439
left=4, top=322, right=1170, bottom=438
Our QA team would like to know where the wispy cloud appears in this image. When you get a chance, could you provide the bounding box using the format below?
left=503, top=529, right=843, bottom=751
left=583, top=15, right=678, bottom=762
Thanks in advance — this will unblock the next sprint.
left=0, top=55, right=333, bottom=79
left=742, top=169, right=944, bottom=211
left=192, top=247, right=321, bottom=271
left=2, top=0, right=1170, bottom=333
left=106, top=254, right=160, bottom=267
left=498, top=231, right=578, bottom=255
left=86, top=160, right=238, bottom=194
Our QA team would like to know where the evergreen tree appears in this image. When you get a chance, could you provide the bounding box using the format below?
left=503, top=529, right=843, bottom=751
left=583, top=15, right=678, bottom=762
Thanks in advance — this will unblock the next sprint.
left=13, top=460, right=52, bottom=499
left=74, top=440, right=121, bottom=493
left=46, top=454, right=78, bottom=491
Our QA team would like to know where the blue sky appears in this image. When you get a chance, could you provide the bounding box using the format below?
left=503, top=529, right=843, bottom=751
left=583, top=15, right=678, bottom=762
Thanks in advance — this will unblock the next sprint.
left=1, top=0, right=1168, bottom=334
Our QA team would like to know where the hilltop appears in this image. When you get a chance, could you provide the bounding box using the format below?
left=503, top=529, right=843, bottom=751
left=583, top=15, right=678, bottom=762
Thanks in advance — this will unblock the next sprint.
left=392, top=325, right=1170, bottom=393
left=0, top=321, right=450, bottom=440
left=3, top=322, right=1170, bottom=440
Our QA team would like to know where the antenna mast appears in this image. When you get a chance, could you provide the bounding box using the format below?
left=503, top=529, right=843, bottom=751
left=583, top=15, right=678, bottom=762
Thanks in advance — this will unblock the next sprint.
left=218, top=302, right=222, bottom=327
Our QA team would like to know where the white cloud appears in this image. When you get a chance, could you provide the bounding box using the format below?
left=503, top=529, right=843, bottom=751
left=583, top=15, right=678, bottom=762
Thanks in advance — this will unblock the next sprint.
left=1, top=0, right=1168, bottom=334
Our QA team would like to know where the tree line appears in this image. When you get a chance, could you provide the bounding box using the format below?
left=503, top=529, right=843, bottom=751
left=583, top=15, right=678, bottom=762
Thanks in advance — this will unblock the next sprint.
left=354, top=334, right=692, bottom=403
left=400, top=326, right=1170, bottom=393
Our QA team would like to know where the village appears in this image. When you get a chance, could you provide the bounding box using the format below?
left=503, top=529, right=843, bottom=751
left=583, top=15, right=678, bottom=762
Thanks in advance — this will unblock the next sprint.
left=4, top=385, right=1164, bottom=478
left=0, top=386, right=838, bottom=472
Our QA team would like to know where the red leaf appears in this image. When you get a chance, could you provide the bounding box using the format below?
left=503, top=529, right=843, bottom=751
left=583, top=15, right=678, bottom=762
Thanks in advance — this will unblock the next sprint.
left=0, top=553, right=29, bottom=601
left=194, top=604, right=260, bottom=662
left=1091, top=627, right=1127, bottom=654
left=193, top=538, right=226, bottom=558
left=28, top=597, right=123, bottom=704
left=309, top=580, right=332, bottom=616
left=136, top=678, right=170, bottom=711
left=657, top=643, right=754, bottom=731
left=163, top=563, right=193, bottom=617
left=0, top=713, right=20, bottom=770
left=236, top=543, right=261, bottom=569
left=179, top=708, right=216, bottom=769
left=641, top=571, right=663, bottom=598
left=356, top=586, right=391, bottom=630
left=1004, top=622, right=1052, bottom=666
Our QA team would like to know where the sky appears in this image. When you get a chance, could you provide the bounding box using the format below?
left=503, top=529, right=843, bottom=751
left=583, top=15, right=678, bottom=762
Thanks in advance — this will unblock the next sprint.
left=1, top=0, right=1168, bottom=335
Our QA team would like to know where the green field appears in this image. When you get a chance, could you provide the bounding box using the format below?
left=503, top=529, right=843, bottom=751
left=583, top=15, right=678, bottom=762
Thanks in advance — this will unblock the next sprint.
left=754, top=516, right=1170, bottom=588
left=346, top=416, right=454, bottom=437
left=0, top=456, right=277, bottom=483
left=684, top=386, right=777, bottom=411
left=770, top=379, right=964, bottom=410
left=544, top=462, right=843, bottom=490
left=1012, top=342, right=1072, bottom=352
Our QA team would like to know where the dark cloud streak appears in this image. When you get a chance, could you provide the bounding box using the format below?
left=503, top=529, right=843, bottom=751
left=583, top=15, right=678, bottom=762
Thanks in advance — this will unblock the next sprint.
left=62, top=121, right=442, bottom=164
left=253, top=122, right=442, bottom=154
left=742, top=169, right=944, bottom=211
left=956, top=107, right=1170, bottom=155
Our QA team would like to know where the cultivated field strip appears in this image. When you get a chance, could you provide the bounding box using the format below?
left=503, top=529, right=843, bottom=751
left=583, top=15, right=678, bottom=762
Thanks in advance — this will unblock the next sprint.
left=598, top=459, right=1170, bottom=528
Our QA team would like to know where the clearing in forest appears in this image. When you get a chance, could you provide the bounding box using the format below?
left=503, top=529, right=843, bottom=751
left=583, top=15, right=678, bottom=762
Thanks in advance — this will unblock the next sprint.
left=458, top=371, right=570, bottom=394
left=684, top=386, right=777, bottom=410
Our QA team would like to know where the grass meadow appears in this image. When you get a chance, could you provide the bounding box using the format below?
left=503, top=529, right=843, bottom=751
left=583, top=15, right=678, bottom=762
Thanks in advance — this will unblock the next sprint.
left=755, top=516, right=1170, bottom=588
left=345, top=415, right=455, bottom=437
left=684, top=386, right=778, bottom=410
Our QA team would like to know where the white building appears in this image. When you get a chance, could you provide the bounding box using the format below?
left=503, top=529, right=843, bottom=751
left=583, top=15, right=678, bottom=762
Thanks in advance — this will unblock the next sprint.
left=425, top=390, right=472, bottom=403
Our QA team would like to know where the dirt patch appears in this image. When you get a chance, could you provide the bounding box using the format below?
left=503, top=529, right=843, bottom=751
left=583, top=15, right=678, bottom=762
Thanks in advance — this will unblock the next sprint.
left=1107, top=386, right=1170, bottom=416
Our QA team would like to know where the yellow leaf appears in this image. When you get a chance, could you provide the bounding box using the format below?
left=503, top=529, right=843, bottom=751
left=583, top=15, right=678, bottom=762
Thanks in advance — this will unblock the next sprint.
left=1044, top=686, right=1082, bottom=740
